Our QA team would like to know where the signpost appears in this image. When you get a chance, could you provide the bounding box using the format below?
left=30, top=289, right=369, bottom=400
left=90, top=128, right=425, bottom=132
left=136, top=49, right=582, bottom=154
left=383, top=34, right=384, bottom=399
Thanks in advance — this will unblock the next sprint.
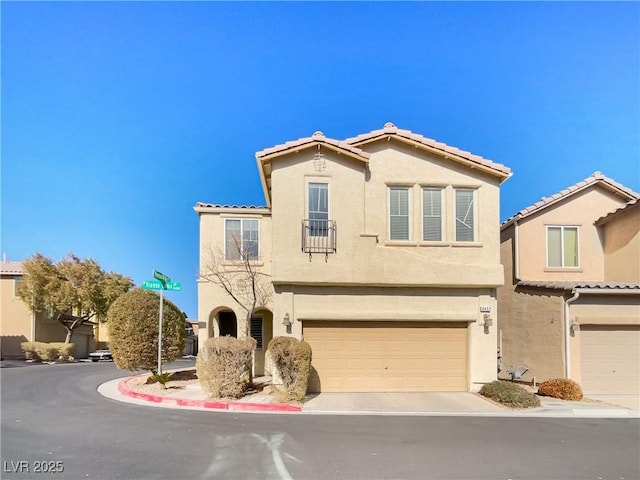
left=141, top=270, right=180, bottom=375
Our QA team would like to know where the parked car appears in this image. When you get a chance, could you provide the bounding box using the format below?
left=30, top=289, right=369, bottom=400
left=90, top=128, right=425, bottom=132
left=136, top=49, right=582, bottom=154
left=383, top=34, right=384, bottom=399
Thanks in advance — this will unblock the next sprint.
left=89, top=349, right=112, bottom=362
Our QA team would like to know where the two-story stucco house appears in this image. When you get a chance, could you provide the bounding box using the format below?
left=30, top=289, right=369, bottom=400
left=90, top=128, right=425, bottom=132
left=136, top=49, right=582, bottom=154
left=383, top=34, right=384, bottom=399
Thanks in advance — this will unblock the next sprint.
left=196, top=123, right=512, bottom=393
left=498, top=173, right=640, bottom=396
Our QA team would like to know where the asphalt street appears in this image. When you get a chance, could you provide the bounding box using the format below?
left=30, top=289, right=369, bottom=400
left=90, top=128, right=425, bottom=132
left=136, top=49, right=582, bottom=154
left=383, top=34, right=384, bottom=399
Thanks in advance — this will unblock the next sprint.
left=1, top=360, right=639, bottom=480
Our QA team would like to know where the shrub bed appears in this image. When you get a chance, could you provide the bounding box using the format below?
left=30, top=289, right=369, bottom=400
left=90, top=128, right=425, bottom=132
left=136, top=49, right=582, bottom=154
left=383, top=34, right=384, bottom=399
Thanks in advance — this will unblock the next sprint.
left=20, top=341, right=76, bottom=361
left=196, top=336, right=256, bottom=399
left=267, top=336, right=312, bottom=403
left=537, top=378, right=583, bottom=401
left=479, top=380, right=540, bottom=408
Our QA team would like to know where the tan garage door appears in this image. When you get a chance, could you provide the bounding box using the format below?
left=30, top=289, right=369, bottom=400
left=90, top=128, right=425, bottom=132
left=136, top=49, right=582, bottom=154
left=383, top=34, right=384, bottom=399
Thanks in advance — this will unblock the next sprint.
left=580, top=325, right=640, bottom=394
left=303, top=321, right=468, bottom=393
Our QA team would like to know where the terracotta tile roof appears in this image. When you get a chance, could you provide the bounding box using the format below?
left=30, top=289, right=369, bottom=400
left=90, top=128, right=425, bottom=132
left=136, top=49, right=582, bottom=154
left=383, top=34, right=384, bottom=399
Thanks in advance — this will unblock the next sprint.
left=344, top=122, right=511, bottom=178
left=502, top=171, right=640, bottom=228
left=595, top=198, right=640, bottom=226
left=517, top=280, right=640, bottom=291
left=255, top=131, right=370, bottom=162
left=194, top=202, right=268, bottom=209
left=0, top=261, right=24, bottom=275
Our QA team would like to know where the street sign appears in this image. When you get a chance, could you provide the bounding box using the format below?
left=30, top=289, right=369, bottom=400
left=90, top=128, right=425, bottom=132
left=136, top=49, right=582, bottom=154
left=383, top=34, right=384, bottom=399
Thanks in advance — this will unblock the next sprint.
left=153, top=270, right=170, bottom=284
left=165, top=282, right=182, bottom=292
left=142, top=280, right=164, bottom=290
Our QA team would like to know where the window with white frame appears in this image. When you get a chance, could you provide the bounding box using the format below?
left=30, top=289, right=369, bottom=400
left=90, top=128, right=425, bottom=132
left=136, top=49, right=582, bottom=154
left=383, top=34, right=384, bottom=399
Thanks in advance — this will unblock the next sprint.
left=547, top=226, right=579, bottom=267
left=225, top=218, right=259, bottom=260
left=422, top=187, right=443, bottom=241
left=13, top=277, right=22, bottom=297
left=308, top=182, right=329, bottom=237
left=389, top=187, right=410, bottom=240
left=455, top=189, right=475, bottom=242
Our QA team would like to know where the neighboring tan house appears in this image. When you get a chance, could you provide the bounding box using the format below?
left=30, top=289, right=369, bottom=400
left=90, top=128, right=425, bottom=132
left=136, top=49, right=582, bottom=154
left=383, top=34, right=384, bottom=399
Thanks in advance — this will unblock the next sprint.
left=0, top=258, right=95, bottom=358
left=195, top=122, right=512, bottom=393
left=498, top=173, right=640, bottom=395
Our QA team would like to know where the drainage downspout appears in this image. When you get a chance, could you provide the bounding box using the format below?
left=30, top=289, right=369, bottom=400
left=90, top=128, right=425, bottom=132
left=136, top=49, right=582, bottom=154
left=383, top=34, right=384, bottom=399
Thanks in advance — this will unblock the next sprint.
left=564, top=289, right=580, bottom=379
left=513, top=218, right=521, bottom=281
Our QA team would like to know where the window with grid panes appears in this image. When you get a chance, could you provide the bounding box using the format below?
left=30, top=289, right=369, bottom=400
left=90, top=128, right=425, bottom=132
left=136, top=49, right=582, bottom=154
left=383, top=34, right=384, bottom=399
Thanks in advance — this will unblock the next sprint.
left=389, top=187, right=410, bottom=240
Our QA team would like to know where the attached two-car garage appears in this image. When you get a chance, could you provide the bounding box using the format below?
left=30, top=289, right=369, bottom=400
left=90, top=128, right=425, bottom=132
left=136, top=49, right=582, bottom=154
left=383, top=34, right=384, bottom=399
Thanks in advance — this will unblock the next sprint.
left=303, top=321, right=468, bottom=393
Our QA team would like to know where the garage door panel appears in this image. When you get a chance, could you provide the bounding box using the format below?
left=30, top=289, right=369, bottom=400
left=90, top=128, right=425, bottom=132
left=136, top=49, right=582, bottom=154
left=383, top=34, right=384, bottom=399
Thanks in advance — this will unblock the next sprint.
left=581, top=325, right=640, bottom=395
left=304, top=321, right=468, bottom=393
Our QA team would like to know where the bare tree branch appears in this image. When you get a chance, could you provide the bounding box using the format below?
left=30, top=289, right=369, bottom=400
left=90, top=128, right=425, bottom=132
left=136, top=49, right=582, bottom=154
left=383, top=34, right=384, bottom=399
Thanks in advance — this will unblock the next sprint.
left=199, top=233, right=272, bottom=337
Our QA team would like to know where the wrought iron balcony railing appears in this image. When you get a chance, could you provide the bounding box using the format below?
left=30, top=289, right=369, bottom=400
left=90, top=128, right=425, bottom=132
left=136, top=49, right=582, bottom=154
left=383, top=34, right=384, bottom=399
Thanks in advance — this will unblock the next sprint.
left=302, top=219, right=336, bottom=259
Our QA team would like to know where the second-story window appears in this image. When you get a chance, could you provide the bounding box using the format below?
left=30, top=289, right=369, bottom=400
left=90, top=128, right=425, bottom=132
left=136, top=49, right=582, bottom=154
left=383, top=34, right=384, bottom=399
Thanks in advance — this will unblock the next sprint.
left=455, top=189, right=475, bottom=242
left=389, top=187, right=410, bottom=240
left=308, top=182, right=329, bottom=236
left=225, top=218, right=259, bottom=261
left=547, top=226, right=579, bottom=268
left=422, top=187, right=443, bottom=241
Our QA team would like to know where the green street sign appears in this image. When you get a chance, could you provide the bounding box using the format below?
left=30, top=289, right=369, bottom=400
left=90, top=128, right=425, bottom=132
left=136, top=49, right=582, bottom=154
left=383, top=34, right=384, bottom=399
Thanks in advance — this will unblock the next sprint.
left=142, top=280, right=164, bottom=290
left=153, top=270, right=170, bottom=284
left=165, top=282, right=181, bottom=292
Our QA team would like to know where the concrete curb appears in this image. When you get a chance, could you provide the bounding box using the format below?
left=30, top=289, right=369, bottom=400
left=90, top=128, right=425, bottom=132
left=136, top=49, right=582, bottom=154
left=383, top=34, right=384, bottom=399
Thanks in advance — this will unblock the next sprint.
left=117, top=377, right=302, bottom=413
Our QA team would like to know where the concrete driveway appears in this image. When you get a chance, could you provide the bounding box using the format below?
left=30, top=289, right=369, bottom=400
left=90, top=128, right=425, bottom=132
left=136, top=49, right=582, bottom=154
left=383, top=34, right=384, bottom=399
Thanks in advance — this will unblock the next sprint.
left=584, top=394, right=640, bottom=411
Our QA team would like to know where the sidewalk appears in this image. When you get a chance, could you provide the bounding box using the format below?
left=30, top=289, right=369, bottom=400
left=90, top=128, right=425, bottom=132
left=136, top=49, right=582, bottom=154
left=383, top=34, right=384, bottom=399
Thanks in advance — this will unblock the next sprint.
left=97, top=373, right=640, bottom=418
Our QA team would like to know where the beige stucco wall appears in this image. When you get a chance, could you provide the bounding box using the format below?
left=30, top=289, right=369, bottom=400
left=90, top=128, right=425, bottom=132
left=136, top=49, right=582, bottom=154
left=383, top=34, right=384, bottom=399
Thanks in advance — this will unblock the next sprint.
left=269, top=143, right=504, bottom=287
left=1, top=275, right=33, bottom=357
left=601, top=206, right=640, bottom=282
left=517, top=187, right=629, bottom=281
left=498, top=233, right=566, bottom=382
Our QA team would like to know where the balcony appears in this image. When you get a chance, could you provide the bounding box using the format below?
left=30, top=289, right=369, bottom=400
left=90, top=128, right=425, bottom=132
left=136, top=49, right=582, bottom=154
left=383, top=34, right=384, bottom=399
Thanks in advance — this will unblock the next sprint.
left=302, top=219, right=337, bottom=258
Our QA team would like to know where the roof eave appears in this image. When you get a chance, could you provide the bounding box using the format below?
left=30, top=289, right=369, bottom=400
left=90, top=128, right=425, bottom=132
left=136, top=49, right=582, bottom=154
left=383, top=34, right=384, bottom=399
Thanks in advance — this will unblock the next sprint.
left=349, top=133, right=511, bottom=180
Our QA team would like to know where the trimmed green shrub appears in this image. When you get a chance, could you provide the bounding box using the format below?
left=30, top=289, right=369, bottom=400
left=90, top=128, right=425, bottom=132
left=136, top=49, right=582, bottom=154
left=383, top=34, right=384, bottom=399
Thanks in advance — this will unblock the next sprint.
left=538, top=378, right=583, bottom=401
left=50, top=342, right=76, bottom=360
left=21, top=342, right=41, bottom=360
left=196, top=336, right=256, bottom=399
left=480, top=380, right=541, bottom=408
left=267, top=336, right=312, bottom=403
left=107, top=288, right=185, bottom=372
left=20, top=341, right=76, bottom=361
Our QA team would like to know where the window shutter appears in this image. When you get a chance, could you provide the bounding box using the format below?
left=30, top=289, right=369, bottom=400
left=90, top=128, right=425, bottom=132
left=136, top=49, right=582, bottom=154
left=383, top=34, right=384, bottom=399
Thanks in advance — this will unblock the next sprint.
left=390, top=187, right=409, bottom=240
left=455, top=189, right=474, bottom=242
left=250, top=317, right=263, bottom=350
left=423, top=188, right=442, bottom=241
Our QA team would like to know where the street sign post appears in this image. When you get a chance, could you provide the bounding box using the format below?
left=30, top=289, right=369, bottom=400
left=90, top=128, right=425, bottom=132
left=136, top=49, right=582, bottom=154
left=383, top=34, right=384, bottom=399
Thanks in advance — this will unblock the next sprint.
left=164, top=282, right=181, bottom=291
left=153, top=270, right=170, bottom=285
left=142, top=280, right=164, bottom=290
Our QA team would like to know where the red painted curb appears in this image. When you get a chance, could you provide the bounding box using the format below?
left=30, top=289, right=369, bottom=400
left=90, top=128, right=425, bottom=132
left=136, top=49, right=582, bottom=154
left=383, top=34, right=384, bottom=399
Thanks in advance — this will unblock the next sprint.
left=117, top=377, right=302, bottom=412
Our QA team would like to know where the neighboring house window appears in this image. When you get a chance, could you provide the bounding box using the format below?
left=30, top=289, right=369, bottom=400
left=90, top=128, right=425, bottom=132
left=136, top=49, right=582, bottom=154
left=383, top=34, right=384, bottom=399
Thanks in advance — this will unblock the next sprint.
left=250, top=317, right=263, bottom=350
left=422, top=188, right=443, bottom=241
left=308, top=182, right=329, bottom=236
left=455, top=189, right=475, bottom=242
left=14, top=276, right=22, bottom=297
left=547, top=226, right=579, bottom=267
left=389, top=187, right=410, bottom=240
left=225, top=218, right=259, bottom=260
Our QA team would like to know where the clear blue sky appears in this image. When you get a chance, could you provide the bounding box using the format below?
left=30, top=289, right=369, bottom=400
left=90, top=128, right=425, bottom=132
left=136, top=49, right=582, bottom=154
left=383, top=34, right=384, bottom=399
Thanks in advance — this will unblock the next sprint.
left=2, top=2, right=638, bottom=318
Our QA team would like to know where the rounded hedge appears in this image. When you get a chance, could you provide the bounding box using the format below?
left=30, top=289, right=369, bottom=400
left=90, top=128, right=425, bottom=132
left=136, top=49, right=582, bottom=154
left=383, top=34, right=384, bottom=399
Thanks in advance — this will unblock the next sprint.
left=479, top=380, right=541, bottom=408
left=107, top=288, right=185, bottom=372
left=538, top=378, right=584, bottom=401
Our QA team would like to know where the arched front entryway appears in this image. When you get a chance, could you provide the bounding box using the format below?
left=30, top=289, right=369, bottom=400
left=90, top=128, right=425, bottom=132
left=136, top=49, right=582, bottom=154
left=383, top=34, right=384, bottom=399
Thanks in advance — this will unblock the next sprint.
left=218, top=311, right=237, bottom=337
left=205, top=307, right=238, bottom=342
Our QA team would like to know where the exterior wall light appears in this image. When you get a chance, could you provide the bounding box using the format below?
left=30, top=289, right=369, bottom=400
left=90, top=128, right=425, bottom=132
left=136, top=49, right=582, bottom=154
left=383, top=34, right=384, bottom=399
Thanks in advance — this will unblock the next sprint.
left=282, top=313, right=292, bottom=334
